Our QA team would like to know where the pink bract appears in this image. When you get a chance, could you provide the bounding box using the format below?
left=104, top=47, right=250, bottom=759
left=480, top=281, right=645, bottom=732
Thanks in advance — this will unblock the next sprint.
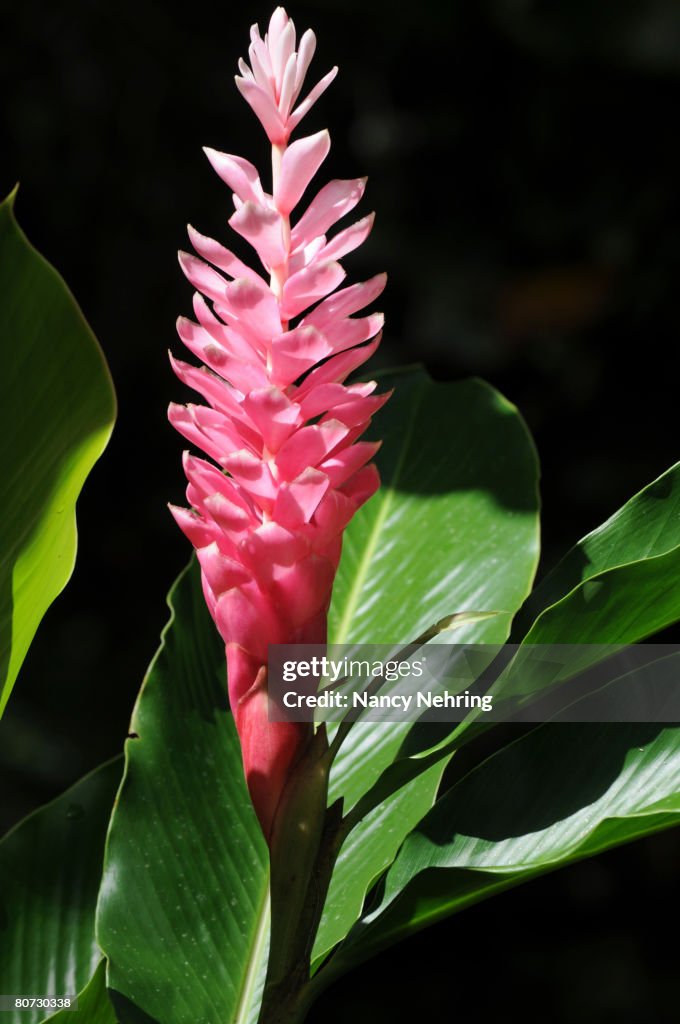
left=169, top=6, right=387, bottom=839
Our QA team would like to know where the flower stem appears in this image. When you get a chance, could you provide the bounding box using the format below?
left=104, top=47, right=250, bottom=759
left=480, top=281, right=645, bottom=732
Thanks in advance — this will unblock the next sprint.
left=257, top=728, right=344, bottom=1024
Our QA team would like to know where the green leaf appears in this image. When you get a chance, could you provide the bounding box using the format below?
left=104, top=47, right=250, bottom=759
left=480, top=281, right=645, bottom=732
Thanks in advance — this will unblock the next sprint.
left=514, top=461, right=680, bottom=642
left=521, top=544, right=680, bottom=644
left=44, top=962, right=117, bottom=1024
left=0, top=189, right=116, bottom=716
left=0, top=758, right=121, bottom=1024
left=328, top=696, right=680, bottom=975
left=96, top=563, right=269, bottom=1024
left=330, top=368, right=540, bottom=647
left=312, top=755, right=445, bottom=969
left=313, top=368, right=541, bottom=966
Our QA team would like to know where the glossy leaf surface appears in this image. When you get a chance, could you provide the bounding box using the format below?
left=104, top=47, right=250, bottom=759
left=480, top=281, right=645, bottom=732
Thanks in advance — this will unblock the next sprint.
left=0, top=759, right=121, bottom=1024
left=0, top=190, right=116, bottom=715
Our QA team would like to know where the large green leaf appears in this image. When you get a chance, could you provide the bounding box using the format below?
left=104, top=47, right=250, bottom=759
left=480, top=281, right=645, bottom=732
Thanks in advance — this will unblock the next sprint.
left=96, top=563, right=270, bottom=1024
left=0, top=189, right=116, bottom=715
left=330, top=369, right=540, bottom=647
left=0, top=758, right=121, bottom=1024
left=514, top=461, right=680, bottom=643
left=313, top=368, right=541, bottom=965
left=323, top=676, right=680, bottom=978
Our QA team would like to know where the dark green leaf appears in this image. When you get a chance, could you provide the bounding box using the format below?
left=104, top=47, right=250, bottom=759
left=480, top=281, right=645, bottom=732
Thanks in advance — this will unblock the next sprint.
left=44, top=962, right=117, bottom=1024
left=328, top=661, right=680, bottom=975
left=0, top=758, right=121, bottom=1024
left=96, top=563, right=269, bottom=1024
left=521, top=544, right=680, bottom=643
left=514, top=461, right=680, bottom=643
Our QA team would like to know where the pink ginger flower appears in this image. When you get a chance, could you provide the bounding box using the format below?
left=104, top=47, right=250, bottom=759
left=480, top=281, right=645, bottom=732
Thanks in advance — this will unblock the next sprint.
left=169, top=6, right=387, bottom=840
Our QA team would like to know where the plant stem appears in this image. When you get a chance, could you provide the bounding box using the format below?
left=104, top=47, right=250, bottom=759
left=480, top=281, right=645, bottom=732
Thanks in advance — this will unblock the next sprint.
left=257, top=731, right=345, bottom=1024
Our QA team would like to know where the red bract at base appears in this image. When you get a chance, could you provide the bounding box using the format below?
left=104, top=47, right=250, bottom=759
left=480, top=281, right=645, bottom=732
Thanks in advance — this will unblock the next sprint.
left=168, top=6, right=387, bottom=841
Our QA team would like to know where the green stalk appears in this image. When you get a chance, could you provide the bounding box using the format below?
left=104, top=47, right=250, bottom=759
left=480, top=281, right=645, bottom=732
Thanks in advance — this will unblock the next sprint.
left=257, top=726, right=343, bottom=1024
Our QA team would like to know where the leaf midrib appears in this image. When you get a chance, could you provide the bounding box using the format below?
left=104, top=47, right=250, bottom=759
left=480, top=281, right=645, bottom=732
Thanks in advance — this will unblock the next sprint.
left=332, top=379, right=426, bottom=645
left=232, top=877, right=270, bottom=1024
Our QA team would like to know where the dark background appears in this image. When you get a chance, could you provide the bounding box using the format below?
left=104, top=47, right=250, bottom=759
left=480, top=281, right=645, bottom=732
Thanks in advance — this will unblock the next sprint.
left=1, top=0, right=679, bottom=1020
